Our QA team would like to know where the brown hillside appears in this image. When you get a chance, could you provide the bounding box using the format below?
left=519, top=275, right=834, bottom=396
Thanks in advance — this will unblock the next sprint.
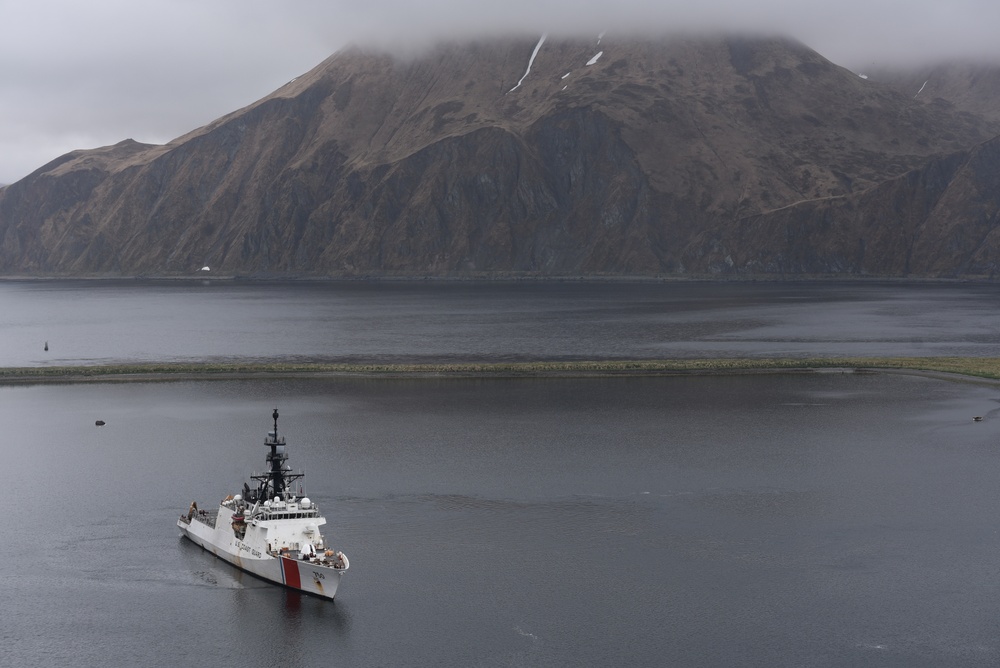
left=0, top=34, right=998, bottom=277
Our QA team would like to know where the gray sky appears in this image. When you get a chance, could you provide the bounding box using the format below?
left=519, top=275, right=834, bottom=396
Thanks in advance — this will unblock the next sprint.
left=2, top=0, right=1000, bottom=185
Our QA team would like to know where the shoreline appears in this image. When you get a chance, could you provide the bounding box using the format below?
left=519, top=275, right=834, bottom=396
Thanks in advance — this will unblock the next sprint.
left=0, top=274, right=995, bottom=285
left=4, top=358, right=1000, bottom=385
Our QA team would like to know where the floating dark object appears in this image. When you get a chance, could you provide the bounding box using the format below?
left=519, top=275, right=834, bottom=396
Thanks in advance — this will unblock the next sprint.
left=973, top=416, right=983, bottom=422
left=95, top=420, right=106, bottom=426
left=44, top=341, right=48, bottom=351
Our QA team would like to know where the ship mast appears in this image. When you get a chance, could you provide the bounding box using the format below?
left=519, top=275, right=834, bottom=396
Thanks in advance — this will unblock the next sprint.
left=248, top=408, right=304, bottom=502
left=268, top=408, right=285, bottom=497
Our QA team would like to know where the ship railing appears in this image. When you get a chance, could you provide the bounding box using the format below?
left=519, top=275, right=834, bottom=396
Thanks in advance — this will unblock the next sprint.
left=192, top=510, right=217, bottom=526
left=271, top=542, right=347, bottom=570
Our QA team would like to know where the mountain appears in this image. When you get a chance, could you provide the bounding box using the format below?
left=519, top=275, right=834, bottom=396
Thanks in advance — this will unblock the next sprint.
left=1, top=34, right=999, bottom=278
left=871, top=61, right=1000, bottom=125
left=691, top=135, right=1000, bottom=275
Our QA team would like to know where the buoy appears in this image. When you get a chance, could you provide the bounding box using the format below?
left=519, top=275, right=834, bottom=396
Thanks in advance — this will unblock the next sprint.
left=95, top=420, right=105, bottom=426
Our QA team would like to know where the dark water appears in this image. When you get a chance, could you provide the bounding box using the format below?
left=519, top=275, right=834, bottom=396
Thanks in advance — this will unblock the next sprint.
left=4, top=279, right=1000, bottom=366
left=4, top=281, right=1000, bottom=666
left=4, top=373, right=1000, bottom=667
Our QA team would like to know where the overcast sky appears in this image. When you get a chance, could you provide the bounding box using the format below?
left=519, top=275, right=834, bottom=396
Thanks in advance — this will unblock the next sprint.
left=2, top=0, right=1000, bottom=185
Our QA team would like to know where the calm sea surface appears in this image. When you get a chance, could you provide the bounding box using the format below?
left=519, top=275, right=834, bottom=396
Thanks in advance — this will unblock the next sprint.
left=3, top=281, right=1000, bottom=666
left=3, top=279, right=1000, bottom=365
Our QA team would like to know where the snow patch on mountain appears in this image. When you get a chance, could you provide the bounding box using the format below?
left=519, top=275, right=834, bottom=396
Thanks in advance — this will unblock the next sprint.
left=508, top=34, right=547, bottom=93
left=587, top=51, right=603, bottom=66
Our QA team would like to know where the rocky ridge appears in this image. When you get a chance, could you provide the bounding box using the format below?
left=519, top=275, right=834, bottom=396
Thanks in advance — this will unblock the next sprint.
left=1, top=33, right=1000, bottom=278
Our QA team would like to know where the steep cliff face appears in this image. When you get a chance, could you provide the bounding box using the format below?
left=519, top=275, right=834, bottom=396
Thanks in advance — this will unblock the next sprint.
left=692, top=136, right=1000, bottom=276
left=1, top=34, right=998, bottom=277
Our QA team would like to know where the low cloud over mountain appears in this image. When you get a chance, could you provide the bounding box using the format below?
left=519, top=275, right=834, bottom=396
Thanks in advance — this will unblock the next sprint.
left=2, top=34, right=1000, bottom=278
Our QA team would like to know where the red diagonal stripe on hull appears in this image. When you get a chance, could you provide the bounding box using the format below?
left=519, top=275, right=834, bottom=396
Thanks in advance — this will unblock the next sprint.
left=281, top=556, right=301, bottom=589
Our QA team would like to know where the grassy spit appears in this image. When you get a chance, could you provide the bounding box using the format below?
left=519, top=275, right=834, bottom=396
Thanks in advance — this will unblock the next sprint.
left=3, top=357, right=1000, bottom=383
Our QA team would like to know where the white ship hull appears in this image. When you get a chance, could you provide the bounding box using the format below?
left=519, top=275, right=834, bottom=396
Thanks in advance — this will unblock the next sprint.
left=177, top=409, right=349, bottom=601
left=178, top=504, right=346, bottom=600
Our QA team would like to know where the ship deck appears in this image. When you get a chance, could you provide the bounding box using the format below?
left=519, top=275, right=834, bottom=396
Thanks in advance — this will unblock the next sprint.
left=179, top=510, right=217, bottom=527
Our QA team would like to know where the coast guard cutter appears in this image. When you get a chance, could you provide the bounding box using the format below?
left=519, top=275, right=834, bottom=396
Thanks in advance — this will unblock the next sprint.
left=178, top=409, right=349, bottom=599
